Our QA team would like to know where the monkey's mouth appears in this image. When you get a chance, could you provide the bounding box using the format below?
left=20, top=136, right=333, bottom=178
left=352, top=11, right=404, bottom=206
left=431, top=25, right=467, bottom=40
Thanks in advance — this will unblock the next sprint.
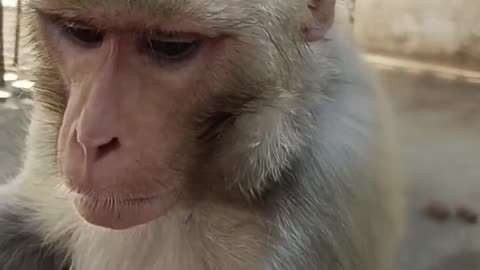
left=71, top=191, right=177, bottom=230
left=74, top=193, right=159, bottom=209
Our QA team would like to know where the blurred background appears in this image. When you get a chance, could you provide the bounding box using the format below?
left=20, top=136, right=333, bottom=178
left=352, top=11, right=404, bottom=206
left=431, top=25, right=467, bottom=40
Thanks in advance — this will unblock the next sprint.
left=0, top=1, right=479, bottom=269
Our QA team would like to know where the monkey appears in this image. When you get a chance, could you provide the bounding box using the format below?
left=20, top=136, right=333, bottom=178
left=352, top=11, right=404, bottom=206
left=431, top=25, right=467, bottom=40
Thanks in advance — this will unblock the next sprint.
left=0, top=0, right=404, bottom=269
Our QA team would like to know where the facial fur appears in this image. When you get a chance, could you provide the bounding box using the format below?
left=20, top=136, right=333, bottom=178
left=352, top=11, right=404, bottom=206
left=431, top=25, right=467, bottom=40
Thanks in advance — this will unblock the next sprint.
left=22, top=0, right=318, bottom=230
left=0, top=1, right=405, bottom=270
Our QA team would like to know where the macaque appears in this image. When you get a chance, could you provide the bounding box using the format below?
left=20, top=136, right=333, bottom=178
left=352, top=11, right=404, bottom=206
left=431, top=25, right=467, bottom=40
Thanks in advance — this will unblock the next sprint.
left=0, top=0, right=404, bottom=269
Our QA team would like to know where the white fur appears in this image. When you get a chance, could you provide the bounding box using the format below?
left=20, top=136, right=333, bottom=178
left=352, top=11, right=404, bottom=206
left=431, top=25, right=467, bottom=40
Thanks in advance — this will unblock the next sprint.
left=17, top=119, right=268, bottom=270
left=18, top=177, right=268, bottom=270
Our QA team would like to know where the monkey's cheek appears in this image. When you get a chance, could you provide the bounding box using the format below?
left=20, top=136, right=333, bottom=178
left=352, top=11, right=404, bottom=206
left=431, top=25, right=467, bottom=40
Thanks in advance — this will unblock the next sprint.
left=74, top=195, right=178, bottom=230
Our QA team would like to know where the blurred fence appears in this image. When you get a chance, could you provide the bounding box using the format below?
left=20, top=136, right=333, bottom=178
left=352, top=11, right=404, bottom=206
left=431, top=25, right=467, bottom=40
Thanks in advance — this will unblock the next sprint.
left=2, top=0, right=36, bottom=78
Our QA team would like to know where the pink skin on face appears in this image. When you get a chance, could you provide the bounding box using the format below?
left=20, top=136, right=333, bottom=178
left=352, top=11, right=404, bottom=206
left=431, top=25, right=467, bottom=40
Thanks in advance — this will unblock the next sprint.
left=47, top=14, right=225, bottom=229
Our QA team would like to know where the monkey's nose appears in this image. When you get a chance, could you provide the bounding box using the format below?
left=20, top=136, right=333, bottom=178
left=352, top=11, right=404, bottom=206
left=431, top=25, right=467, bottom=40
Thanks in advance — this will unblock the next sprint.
left=76, top=129, right=121, bottom=161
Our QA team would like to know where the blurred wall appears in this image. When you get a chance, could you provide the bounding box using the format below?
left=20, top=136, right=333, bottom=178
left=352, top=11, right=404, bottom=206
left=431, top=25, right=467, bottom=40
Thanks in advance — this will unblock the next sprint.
left=335, top=0, right=354, bottom=32
left=352, top=0, right=480, bottom=71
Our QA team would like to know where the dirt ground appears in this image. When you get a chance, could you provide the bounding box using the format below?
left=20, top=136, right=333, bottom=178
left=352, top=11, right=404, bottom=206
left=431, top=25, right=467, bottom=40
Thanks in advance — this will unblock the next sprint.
left=1, top=65, right=480, bottom=269
left=377, top=68, right=480, bottom=270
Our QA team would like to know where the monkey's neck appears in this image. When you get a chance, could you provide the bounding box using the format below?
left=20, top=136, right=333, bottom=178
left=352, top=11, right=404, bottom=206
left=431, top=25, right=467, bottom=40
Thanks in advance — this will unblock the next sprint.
left=59, top=202, right=270, bottom=270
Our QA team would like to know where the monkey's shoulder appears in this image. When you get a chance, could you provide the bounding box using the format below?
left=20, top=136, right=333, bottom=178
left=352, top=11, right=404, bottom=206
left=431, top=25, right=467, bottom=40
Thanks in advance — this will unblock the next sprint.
left=0, top=202, right=70, bottom=270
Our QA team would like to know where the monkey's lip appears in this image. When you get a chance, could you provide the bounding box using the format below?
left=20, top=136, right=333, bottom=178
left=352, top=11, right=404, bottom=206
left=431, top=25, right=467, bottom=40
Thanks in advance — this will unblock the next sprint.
left=73, top=192, right=177, bottom=230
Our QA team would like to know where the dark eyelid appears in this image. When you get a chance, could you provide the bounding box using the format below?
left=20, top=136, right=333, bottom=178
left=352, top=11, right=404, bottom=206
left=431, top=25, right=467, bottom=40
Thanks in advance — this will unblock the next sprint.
left=40, top=12, right=99, bottom=32
left=144, top=29, right=205, bottom=40
left=141, top=37, right=202, bottom=64
left=40, top=13, right=68, bottom=25
left=45, top=14, right=105, bottom=48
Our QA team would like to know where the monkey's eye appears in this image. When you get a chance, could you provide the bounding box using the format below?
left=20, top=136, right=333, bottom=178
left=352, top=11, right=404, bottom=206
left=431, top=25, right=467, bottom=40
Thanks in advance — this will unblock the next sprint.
left=143, top=33, right=201, bottom=62
left=60, top=20, right=105, bottom=47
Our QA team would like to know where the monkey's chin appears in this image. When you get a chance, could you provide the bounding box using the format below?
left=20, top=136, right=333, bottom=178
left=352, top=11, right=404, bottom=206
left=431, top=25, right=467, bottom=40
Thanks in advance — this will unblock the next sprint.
left=73, top=195, right=176, bottom=230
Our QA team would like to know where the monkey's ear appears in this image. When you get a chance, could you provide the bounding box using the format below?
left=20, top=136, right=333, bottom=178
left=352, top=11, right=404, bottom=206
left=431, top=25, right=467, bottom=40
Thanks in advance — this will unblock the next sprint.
left=302, top=0, right=336, bottom=42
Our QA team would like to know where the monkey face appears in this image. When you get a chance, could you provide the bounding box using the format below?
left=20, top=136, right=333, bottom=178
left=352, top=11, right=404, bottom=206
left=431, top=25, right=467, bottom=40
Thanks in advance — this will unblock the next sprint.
left=33, top=11, right=239, bottom=230
left=27, top=0, right=331, bottom=230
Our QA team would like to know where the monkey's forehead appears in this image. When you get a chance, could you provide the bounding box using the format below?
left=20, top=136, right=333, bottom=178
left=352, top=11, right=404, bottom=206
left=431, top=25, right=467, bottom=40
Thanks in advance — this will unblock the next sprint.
left=28, top=0, right=299, bottom=32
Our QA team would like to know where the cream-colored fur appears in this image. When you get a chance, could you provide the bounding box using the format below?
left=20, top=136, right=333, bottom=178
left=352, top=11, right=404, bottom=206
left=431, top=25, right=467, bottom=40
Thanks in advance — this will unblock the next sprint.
left=13, top=107, right=267, bottom=270
left=19, top=176, right=268, bottom=270
left=3, top=1, right=404, bottom=269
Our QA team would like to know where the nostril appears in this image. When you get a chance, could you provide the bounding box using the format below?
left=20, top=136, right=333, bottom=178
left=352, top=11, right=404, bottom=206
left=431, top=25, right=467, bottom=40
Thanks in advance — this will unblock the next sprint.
left=96, top=137, right=121, bottom=160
